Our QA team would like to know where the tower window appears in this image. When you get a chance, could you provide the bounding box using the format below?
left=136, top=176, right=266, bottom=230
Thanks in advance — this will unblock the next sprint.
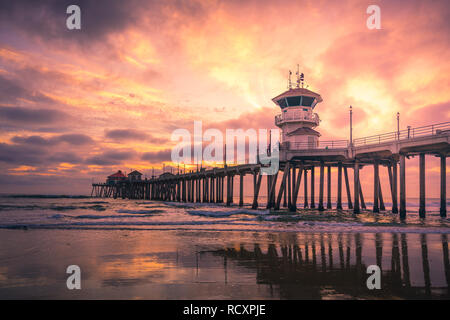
left=286, top=96, right=301, bottom=106
left=277, top=98, right=287, bottom=108
left=301, top=96, right=314, bottom=106
left=303, top=108, right=308, bottom=112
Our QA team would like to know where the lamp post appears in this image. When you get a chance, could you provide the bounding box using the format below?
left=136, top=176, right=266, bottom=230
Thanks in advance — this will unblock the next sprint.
left=397, top=112, right=400, bottom=140
left=349, top=106, right=353, bottom=146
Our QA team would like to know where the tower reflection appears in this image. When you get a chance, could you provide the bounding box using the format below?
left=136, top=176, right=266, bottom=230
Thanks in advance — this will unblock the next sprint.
left=208, top=233, right=450, bottom=299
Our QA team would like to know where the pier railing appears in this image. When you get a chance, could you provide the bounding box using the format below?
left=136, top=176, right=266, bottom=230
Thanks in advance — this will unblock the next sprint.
left=285, top=140, right=348, bottom=150
left=275, top=112, right=320, bottom=126
left=353, top=121, right=450, bottom=147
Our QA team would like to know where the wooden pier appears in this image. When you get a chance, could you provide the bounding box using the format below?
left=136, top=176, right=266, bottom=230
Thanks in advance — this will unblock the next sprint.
left=92, top=121, right=449, bottom=219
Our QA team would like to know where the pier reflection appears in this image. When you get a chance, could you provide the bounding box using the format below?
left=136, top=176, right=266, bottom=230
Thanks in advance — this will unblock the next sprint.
left=207, top=233, right=450, bottom=299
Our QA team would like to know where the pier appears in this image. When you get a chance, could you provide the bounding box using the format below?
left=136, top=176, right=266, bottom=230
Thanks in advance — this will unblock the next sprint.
left=92, top=77, right=449, bottom=219
left=91, top=120, right=449, bottom=219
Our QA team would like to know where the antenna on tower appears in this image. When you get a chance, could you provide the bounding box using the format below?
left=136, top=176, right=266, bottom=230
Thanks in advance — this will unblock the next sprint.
left=296, top=64, right=300, bottom=88
left=300, top=72, right=305, bottom=88
left=288, top=70, right=292, bottom=89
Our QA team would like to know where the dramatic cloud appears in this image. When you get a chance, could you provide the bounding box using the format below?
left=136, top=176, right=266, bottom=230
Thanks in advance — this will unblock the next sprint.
left=57, top=133, right=94, bottom=145
left=47, top=152, right=83, bottom=164
left=84, top=149, right=138, bottom=166
left=11, top=133, right=93, bottom=146
left=141, top=149, right=172, bottom=163
left=0, top=143, right=47, bottom=165
left=0, top=0, right=448, bottom=195
left=0, top=106, right=68, bottom=124
left=105, top=129, right=148, bottom=141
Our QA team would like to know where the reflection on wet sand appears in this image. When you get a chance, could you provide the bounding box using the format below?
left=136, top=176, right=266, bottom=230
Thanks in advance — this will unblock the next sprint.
left=205, top=233, right=450, bottom=299
left=0, top=230, right=448, bottom=299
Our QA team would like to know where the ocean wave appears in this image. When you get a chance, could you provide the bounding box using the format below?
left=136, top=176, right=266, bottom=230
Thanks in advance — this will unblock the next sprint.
left=50, top=214, right=65, bottom=219
left=163, top=201, right=224, bottom=208
left=187, top=209, right=270, bottom=217
left=74, top=214, right=157, bottom=219
left=116, top=209, right=164, bottom=214
left=2, top=194, right=90, bottom=199
left=0, top=204, right=107, bottom=211
left=81, top=201, right=109, bottom=204
left=1, top=221, right=450, bottom=234
left=0, top=220, right=258, bottom=228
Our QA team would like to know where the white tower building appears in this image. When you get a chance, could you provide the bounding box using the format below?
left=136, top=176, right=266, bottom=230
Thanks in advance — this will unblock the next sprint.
left=273, top=71, right=322, bottom=150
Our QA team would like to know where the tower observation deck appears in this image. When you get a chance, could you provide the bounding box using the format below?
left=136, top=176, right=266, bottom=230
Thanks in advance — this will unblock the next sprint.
left=273, top=72, right=322, bottom=150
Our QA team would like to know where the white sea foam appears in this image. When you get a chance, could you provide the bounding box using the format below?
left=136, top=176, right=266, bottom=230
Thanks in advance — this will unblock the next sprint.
left=187, top=209, right=270, bottom=217
left=1, top=222, right=450, bottom=234
left=116, top=209, right=163, bottom=214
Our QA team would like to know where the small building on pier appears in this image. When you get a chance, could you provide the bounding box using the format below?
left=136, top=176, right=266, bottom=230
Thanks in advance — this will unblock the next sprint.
left=159, top=172, right=175, bottom=179
left=107, top=170, right=127, bottom=184
left=128, top=170, right=143, bottom=182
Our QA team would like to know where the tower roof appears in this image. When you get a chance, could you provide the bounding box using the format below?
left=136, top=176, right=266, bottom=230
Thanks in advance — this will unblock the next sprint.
left=286, top=127, right=321, bottom=137
left=272, top=87, right=323, bottom=104
left=128, top=170, right=142, bottom=176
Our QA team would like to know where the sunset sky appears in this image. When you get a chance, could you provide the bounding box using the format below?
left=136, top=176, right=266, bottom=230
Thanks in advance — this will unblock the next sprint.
left=0, top=0, right=449, bottom=196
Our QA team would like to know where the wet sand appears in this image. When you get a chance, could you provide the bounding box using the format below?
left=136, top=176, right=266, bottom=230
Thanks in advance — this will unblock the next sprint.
left=0, top=229, right=448, bottom=299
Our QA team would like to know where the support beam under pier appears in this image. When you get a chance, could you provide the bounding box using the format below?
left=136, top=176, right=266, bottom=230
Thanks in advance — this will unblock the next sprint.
left=344, top=167, right=353, bottom=209
left=290, top=164, right=303, bottom=212
left=252, top=171, right=262, bottom=209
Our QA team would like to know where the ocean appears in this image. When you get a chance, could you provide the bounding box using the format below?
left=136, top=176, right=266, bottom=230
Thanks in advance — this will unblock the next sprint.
left=0, top=194, right=449, bottom=299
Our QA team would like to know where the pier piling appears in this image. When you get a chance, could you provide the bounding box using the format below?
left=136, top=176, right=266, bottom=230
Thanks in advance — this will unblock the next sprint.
left=441, top=154, right=447, bottom=217
left=327, top=165, right=332, bottom=209
left=400, top=154, right=406, bottom=219
left=354, top=161, right=360, bottom=214
left=337, top=163, right=343, bottom=210
left=239, top=173, right=244, bottom=207
left=310, top=166, right=315, bottom=208
left=373, top=161, right=380, bottom=213
left=304, top=168, right=308, bottom=208
left=318, top=162, right=324, bottom=211
left=419, top=153, right=426, bottom=218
